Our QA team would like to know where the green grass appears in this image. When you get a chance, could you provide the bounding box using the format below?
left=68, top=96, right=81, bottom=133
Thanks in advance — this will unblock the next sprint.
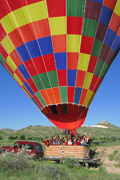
left=109, top=150, right=119, bottom=161
left=115, top=163, right=120, bottom=168
left=91, top=141, right=120, bottom=148
left=0, top=160, right=120, bottom=180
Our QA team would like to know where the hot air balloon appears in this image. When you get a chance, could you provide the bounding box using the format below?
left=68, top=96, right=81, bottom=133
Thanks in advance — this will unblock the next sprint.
left=0, top=0, right=120, bottom=130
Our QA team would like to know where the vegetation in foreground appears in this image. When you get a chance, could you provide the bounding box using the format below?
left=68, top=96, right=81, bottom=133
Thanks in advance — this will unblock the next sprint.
left=1, top=163, right=119, bottom=180
left=0, top=149, right=120, bottom=180
left=0, top=121, right=120, bottom=179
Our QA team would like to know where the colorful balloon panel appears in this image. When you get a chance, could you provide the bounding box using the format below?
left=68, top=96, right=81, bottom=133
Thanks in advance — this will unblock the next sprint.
left=0, top=0, right=120, bottom=130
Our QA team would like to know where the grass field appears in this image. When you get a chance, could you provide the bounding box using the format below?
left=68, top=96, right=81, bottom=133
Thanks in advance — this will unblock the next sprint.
left=0, top=156, right=120, bottom=180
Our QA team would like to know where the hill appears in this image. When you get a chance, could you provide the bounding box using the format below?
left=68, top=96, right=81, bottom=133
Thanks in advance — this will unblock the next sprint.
left=97, top=120, right=119, bottom=128
left=0, top=130, right=6, bottom=136
left=78, top=120, right=120, bottom=139
left=9, top=125, right=63, bottom=138
left=91, top=120, right=119, bottom=129
left=1, top=121, right=120, bottom=140
left=0, top=128, right=14, bottom=133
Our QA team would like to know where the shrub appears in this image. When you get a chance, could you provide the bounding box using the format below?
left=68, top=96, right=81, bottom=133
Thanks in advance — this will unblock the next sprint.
left=109, top=150, right=118, bottom=161
left=43, top=166, right=67, bottom=180
left=111, top=137, right=117, bottom=142
left=62, top=157, right=80, bottom=168
left=19, top=134, right=25, bottom=140
left=8, top=136, right=17, bottom=141
left=27, top=137, right=33, bottom=140
left=8, top=136, right=14, bottom=141
left=0, top=148, right=33, bottom=171
left=14, top=136, right=18, bottom=140
left=114, top=151, right=120, bottom=162
left=0, top=136, right=3, bottom=140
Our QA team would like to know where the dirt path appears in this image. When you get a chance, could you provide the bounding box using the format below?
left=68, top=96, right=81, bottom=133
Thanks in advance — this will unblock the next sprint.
left=96, top=146, right=120, bottom=174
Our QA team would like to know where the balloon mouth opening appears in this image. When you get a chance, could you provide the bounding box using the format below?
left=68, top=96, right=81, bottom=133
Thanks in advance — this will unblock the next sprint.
left=41, top=104, right=88, bottom=130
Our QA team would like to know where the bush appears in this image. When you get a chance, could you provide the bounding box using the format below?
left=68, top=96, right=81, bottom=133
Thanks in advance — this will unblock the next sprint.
left=111, top=137, right=117, bottom=142
left=0, top=148, right=33, bottom=171
left=27, top=137, right=33, bottom=140
left=114, top=151, right=120, bottom=162
left=62, top=157, right=80, bottom=168
left=8, top=136, right=14, bottom=141
left=0, top=136, right=3, bottom=140
left=14, top=136, right=18, bottom=140
left=43, top=166, right=67, bottom=179
left=109, top=150, right=118, bottom=161
left=19, top=134, right=25, bottom=140
left=8, top=136, right=17, bottom=141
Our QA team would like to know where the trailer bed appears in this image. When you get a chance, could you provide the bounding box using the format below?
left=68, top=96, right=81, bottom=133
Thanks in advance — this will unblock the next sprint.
left=45, top=145, right=90, bottom=158
left=44, top=145, right=101, bottom=167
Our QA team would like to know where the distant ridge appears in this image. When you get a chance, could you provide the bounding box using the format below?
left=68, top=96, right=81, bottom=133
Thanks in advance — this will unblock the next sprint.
left=0, top=120, right=120, bottom=139
left=97, top=120, right=110, bottom=125
left=0, top=128, right=14, bottom=133
left=91, top=120, right=110, bottom=128
left=97, top=120, right=118, bottom=128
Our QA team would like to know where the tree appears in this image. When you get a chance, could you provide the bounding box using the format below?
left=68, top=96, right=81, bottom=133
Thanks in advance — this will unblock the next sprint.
left=19, top=134, right=25, bottom=140
left=27, top=137, right=33, bottom=140
left=111, top=136, right=117, bottom=142
left=0, top=136, right=3, bottom=140
left=8, top=136, right=14, bottom=141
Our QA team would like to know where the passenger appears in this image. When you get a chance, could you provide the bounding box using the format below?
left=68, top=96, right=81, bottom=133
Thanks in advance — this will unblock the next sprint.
left=80, top=135, right=82, bottom=142
left=43, top=136, right=53, bottom=146
left=63, top=136, right=68, bottom=145
left=64, top=138, right=68, bottom=145
left=85, top=133, right=91, bottom=146
left=68, top=138, right=73, bottom=145
left=53, top=136, right=57, bottom=144
left=55, top=138, right=60, bottom=145
left=60, top=137, right=65, bottom=145
left=72, top=136, right=76, bottom=145
left=76, top=138, right=80, bottom=145
left=83, top=135, right=86, bottom=142
left=62, top=137, right=65, bottom=144
left=42, top=137, right=49, bottom=146
left=77, top=135, right=82, bottom=142
left=80, top=136, right=87, bottom=146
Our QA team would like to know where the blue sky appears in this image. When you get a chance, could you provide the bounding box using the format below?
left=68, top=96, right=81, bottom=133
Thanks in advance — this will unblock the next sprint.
left=0, top=52, right=120, bottom=130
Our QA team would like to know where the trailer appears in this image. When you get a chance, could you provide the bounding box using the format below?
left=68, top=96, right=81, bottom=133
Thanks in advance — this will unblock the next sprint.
left=44, top=145, right=101, bottom=167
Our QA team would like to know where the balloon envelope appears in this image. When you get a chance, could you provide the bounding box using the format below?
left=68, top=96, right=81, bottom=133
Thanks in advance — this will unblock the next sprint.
left=0, top=0, right=120, bottom=130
